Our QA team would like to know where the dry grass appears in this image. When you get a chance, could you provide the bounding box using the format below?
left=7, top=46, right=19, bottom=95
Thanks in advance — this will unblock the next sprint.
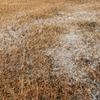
left=0, top=0, right=100, bottom=100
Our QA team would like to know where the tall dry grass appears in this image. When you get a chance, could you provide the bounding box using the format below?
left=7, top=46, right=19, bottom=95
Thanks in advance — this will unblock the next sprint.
left=0, top=24, right=92, bottom=100
left=0, top=0, right=100, bottom=100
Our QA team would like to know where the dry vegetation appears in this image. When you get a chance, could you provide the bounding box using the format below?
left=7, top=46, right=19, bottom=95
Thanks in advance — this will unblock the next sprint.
left=0, top=0, right=100, bottom=100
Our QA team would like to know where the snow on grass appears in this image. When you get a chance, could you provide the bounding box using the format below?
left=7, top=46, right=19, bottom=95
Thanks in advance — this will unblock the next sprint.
left=0, top=2, right=100, bottom=99
left=43, top=9, right=100, bottom=100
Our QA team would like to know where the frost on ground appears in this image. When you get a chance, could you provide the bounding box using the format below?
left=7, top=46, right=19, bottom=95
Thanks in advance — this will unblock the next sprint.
left=0, top=3, right=100, bottom=100
left=44, top=10, right=100, bottom=99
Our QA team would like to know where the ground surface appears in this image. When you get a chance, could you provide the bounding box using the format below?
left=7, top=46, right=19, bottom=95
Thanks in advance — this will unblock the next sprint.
left=0, top=0, right=100, bottom=100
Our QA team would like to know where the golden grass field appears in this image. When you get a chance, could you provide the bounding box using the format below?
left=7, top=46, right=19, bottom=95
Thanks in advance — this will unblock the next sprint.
left=0, top=0, right=100, bottom=100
